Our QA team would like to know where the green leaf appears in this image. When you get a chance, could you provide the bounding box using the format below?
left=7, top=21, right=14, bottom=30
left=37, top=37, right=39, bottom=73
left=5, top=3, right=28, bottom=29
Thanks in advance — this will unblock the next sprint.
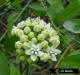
left=63, top=19, right=80, bottom=33
left=12, top=0, right=22, bottom=9
left=47, top=0, right=54, bottom=5
left=47, top=0, right=64, bottom=22
left=32, top=10, right=45, bottom=16
left=0, top=51, right=9, bottom=75
left=4, top=35, right=19, bottom=52
left=10, top=63, right=21, bottom=75
left=68, top=0, right=80, bottom=3
left=7, top=12, right=19, bottom=37
left=29, top=2, right=45, bottom=11
left=57, top=2, right=80, bottom=21
left=62, top=50, right=80, bottom=68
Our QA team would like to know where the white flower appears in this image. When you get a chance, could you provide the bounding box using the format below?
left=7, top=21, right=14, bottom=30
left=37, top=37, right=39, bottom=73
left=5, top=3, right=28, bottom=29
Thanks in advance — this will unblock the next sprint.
left=25, top=43, right=43, bottom=61
left=47, top=47, right=61, bottom=61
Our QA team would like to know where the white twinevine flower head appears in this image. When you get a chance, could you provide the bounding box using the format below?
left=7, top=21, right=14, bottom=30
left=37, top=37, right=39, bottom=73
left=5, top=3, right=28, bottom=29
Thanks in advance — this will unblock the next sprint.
left=11, top=17, right=61, bottom=63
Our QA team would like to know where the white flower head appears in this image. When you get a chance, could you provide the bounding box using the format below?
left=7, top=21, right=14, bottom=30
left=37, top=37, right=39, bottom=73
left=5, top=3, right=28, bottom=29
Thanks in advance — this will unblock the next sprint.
left=12, top=17, right=61, bottom=63
left=25, top=43, right=43, bottom=61
left=47, top=47, right=61, bottom=61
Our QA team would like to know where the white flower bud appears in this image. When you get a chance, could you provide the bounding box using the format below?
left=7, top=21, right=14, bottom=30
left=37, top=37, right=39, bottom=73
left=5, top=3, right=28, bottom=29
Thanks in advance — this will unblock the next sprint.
left=37, top=34, right=45, bottom=41
left=24, top=27, right=31, bottom=34
left=15, top=41, right=22, bottom=49
left=25, top=18, right=32, bottom=26
left=11, top=26, right=19, bottom=35
left=40, top=53, right=50, bottom=62
left=20, top=35, right=28, bottom=42
left=33, top=25, right=41, bottom=32
left=50, top=36, right=60, bottom=48
left=28, top=32, right=35, bottom=38
left=48, top=29, right=56, bottom=37
left=31, top=37, right=37, bottom=44
left=17, top=29, right=24, bottom=37
left=41, top=30, right=48, bottom=37
left=16, top=49, right=24, bottom=55
left=22, top=42, right=30, bottom=49
left=17, top=21, right=25, bottom=29
left=41, top=40, right=48, bottom=48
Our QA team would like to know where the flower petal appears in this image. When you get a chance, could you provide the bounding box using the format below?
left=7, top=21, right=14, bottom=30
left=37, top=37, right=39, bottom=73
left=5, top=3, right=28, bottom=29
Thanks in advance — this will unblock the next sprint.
left=38, top=51, right=44, bottom=57
left=51, top=55, right=57, bottom=61
left=25, top=50, right=31, bottom=55
left=54, top=49, right=61, bottom=54
left=31, top=55, right=37, bottom=61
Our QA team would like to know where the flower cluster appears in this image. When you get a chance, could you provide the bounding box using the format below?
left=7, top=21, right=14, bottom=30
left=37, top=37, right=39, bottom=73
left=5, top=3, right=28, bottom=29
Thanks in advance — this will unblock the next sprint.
left=12, top=17, right=61, bottom=63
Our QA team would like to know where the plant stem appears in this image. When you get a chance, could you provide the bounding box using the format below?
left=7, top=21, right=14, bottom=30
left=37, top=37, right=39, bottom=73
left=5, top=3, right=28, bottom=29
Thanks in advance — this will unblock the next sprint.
left=54, top=42, right=75, bottom=69
left=25, top=63, right=32, bottom=75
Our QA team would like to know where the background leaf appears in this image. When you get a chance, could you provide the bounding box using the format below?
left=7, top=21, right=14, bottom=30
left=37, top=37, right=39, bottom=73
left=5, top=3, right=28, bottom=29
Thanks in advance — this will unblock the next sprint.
left=29, top=2, right=45, bottom=11
left=11, top=0, right=22, bottom=9
left=7, top=12, right=19, bottom=37
left=63, top=19, right=80, bottom=33
left=47, top=0, right=64, bottom=22
left=0, top=51, right=9, bottom=75
left=57, top=2, right=80, bottom=21
left=10, top=63, right=21, bottom=75
left=62, top=50, right=80, bottom=68
left=68, top=0, right=80, bottom=3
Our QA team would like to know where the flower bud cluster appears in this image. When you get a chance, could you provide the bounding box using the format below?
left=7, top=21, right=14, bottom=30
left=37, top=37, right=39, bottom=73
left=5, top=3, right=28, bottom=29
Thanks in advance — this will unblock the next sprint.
left=12, top=17, right=61, bottom=63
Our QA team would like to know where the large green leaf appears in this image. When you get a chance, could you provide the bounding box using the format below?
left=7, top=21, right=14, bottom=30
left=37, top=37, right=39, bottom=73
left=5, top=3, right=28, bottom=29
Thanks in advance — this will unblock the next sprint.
left=62, top=50, right=80, bottom=68
left=63, top=19, right=80, bottom=33
left=0, top=51, right=9, bottom=75
left=29, top=2, right=45, bottom=11
left=57, top=2, right=80, bottom=21
left=10, top=63, right=21, bottom=75
left=47, top=0, right=64, bottom=22
left=7, top=12, right=19, bottom=37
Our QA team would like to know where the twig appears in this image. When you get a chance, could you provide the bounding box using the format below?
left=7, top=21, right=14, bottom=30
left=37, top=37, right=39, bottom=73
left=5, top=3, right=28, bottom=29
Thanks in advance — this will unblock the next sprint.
left=14, top=0, right=32, bottom=23
left=0, top=31, right=7, bottom=43
left=54, top=43, right=75, bottom=69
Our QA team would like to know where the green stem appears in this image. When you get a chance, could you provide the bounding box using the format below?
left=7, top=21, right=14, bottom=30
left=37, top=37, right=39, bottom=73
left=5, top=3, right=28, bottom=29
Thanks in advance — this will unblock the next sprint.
left=26, top=63, right=32, bottom=75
